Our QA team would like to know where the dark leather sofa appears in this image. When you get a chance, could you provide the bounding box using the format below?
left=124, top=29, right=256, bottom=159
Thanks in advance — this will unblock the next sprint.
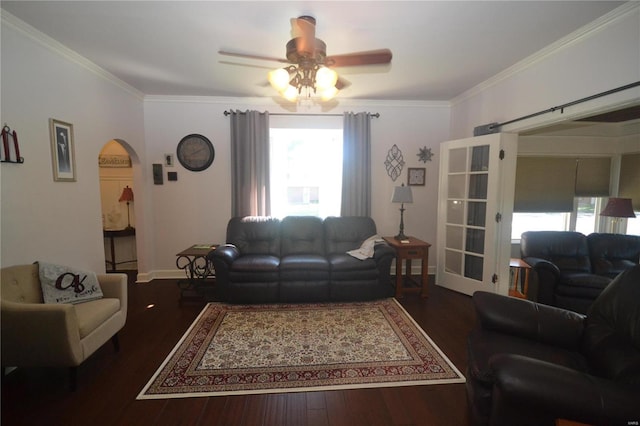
left=208, top=216, right=395, bottom=303
left=520, top=231, right=640, bottom=313
left=466, top=265, right=640, bottom=426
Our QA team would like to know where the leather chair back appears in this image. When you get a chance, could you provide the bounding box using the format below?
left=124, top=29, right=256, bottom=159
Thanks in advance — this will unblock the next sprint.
left=521, top=231, right=591, bottom=274
left=281, top=216, right=325, bottom=256
left=226, top=216, right=281, bottom=256
left=587, top=233, right=640, bottom=278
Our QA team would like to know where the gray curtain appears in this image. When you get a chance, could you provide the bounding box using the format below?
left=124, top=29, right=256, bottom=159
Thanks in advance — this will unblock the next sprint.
left=229, top=110, right=270, bottom=217
left=341, top=112, right=371, bottom=216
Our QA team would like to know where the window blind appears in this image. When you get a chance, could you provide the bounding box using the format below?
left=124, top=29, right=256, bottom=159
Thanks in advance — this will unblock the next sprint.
left=514, top=156, right=611, bottom=212
left=619, top=153, right=640, bottom=211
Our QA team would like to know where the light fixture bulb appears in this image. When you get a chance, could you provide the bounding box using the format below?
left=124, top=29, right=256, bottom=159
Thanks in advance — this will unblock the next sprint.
left=282, top=85, right=298, bottom=102
left=320, top=86, right=339, bottom=101
left=315, top=67, right=338, bottom=90
left=268, top=68, right=290, bottom=91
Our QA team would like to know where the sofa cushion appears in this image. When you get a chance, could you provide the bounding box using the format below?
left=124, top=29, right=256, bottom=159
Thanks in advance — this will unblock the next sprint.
left=74, top=298, right=120, bottom=338
left=587, top=233, right=640, bottom=278
left=324, top=216, right=377, bottom=254
left=281, top=216, right=325, bottom=256
left=227, top=216, right=281, bottom=256
left=280, top=254, right=330, bottom=280
left=556, top=273, right=611, bottom=300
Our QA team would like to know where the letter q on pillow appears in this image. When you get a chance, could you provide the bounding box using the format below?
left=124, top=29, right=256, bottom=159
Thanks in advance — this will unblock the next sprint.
left=38, top=261, right=103, bottom=304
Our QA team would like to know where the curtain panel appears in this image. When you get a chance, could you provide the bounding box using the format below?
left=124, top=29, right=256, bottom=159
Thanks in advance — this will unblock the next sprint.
left=341, top=112, right=372, bottom=216
left=229, top=110, right=270, bottom=217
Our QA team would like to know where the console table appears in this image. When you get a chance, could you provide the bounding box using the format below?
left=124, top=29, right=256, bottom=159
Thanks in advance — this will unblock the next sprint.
left=176, top=244, right=218, bottom=302
left=383, top=236, right=431, bottom=298
left=104, top=228, right=136, bottom=272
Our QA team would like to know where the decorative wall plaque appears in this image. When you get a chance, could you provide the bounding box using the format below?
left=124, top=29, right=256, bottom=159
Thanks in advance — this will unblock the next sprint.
left=384, top=144, right=405, bottom=181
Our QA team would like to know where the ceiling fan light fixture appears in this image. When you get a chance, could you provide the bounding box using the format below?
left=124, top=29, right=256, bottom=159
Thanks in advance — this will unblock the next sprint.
left=315, top=67, right=338, bottom=90
left=268, top=68, right=291, bottom=92
left=320, top=86, right=339, bottom=101
left=281, top=85, right=299, bottom=102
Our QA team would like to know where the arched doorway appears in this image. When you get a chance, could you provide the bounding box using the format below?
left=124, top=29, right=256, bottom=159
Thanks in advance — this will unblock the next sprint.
left=99, top=140, right=137, bottom=272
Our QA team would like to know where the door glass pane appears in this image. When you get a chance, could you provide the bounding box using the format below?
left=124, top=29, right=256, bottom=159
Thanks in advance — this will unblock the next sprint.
left=464, top=254, right=484, bottom=281
left=449, top=148, right=467, bottom=173
left=470, top=145, right=490, bottom=171
left=467, top=202, right=486, bottom=227
left=446, top=225, right=463, bottom=250
left=448, top=174, right=466, bottom=198
left=468, top=174, right=488, bottom=199
left=447, top=200, right=464, bottom=224
left=465, top=229, right=485, bottom=254
left=445, top=250, right=462, bottom=275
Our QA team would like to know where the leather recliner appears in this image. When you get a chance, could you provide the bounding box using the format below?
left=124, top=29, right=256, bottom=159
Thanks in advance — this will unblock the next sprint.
left=466, top=265, right=640, bottom=426
left=520, top=231, right=640, bottom=313
left=209, top=216, right=395, bottom=303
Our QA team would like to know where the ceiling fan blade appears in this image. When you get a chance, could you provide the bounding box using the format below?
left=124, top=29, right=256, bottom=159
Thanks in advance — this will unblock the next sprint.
left=336, top=76, right=351, bottom=91
left=219, top=61, right=274, bottom=71
left=218, top=50, right=289, bottom=64
left=325, top=49, right=392, bottom=67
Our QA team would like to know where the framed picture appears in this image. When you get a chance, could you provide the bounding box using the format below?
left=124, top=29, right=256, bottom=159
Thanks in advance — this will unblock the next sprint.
left=49, top=119, right=76, bottom=182
left=408, top=167, right=426, bottom=186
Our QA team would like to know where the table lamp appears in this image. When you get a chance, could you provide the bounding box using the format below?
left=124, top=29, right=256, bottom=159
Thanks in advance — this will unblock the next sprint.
left=392, top=183, right=413, bottom=240
left=119, top=185, right=134, bottom=230
left=600, top=197, right=635, bottom=233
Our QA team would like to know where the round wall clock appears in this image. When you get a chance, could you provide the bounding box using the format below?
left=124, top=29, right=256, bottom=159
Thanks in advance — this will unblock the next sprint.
left=176, top=134, right=215, bottom=172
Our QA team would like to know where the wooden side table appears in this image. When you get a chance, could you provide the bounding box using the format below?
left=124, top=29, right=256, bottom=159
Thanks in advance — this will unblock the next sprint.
left=103, top=228, right=136, bottom=272
left=383, top=236, right=431, bottom=298
left=509, top=258, right=531, bottom=299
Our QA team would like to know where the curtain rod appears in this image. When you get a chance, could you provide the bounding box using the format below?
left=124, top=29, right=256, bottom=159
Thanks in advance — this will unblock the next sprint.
left=475, top=81, right=640, bottom=135
left=223, top=111, right=380, bottom=118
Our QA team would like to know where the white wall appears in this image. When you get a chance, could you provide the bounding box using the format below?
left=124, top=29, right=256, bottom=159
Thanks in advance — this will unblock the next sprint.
left=1, top=13, right=145, bottom=272
left=141, top=97, right=449, bottom=279
left=450, top=3, right=640, bottom=138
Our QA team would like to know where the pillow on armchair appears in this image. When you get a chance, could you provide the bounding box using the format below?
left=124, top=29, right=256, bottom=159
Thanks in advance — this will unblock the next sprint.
left=38, top=261, right=103, bottom=304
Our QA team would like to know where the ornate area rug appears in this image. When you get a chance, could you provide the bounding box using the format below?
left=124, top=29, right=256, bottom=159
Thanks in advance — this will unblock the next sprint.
left=137, top=298, right=465, bottom=399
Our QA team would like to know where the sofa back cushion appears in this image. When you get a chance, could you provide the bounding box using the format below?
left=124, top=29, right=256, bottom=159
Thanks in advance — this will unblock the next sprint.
left=281, top=216, right=325, bottom=256
left=520, top=231, right=591, bottom=274
left=324, top=216, right=377, bottom=255
left=226, top=216, right=281, bottom=256
left=0, top=264, right=42, bottom=304
left=587, top=233, right=640, bottom=278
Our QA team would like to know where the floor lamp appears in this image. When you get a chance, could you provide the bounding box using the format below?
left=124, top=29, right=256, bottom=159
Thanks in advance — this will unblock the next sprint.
left=119, top=186, right=134, bottom=230
left=600, top=197, right=635, bottom=234
left=392, top=183, right=413, bottom=240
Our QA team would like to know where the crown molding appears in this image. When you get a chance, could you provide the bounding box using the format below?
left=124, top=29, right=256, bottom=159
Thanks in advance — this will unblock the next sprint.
left=1, top=9, right=145, bottom=101
left=450, top=2, right=639, bottom=106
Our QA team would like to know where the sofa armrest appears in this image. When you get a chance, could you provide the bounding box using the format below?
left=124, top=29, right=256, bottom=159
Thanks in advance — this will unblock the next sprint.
left=373, top=243, right=395, bottom=262
left=489, top=354, right=640, bottom=426
left=472, top=291, right=584, bottom=349
left=522, top=256, right=561, bottom=305
left=209, top=244, right=240, bottom=265
left=0, top=300, right=83, bottom=366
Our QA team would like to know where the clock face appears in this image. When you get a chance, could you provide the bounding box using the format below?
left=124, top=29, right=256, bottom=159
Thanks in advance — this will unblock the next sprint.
left=176, top=134, right=214, bottom=172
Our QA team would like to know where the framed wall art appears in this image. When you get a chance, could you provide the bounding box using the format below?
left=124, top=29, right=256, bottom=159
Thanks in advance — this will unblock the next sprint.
left=49, top=118, right=76, bottom=182
left=408, top=167, right=426, bottom=186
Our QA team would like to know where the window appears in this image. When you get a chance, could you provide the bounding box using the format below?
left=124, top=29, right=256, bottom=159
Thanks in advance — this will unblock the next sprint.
left=511, top=197, right=604, bottom=240
left=269, top=128, right=342, bottom=218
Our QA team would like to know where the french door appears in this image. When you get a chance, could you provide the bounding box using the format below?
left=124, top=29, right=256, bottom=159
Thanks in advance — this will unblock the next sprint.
left=436, top=133, right=517, bottom=296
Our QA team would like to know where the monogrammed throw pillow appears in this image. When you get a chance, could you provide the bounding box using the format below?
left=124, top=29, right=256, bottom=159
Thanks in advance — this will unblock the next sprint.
left=38, top=261, right=103, bottom=304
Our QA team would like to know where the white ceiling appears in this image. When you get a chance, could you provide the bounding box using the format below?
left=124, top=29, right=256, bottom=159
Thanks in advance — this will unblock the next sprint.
left=1, top=1, right=626, bottom=101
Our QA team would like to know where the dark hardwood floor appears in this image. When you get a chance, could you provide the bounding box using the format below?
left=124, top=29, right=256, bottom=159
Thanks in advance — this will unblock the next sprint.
left=1, top=275, right=476, bottom=426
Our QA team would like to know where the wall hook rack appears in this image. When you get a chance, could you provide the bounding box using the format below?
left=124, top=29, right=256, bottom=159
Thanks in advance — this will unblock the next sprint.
left=1, top=124, right=24, bottom=164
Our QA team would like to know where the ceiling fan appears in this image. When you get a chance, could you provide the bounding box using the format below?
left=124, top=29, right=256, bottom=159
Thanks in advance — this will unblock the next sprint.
left=218, top=16, right=393, bottom=102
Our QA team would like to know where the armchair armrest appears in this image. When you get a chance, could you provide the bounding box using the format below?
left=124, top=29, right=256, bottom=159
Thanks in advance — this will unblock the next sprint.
left=522, top=256, right=561, bottom=305
left=473, top=291, right=584, bottom=349
left=489, top=354, right=640, bottom=426
left=0, top=300, right=83, bottom=366
left=96, top=273, right=127, bottom=317
left=208, top=244, right=240, bottom=265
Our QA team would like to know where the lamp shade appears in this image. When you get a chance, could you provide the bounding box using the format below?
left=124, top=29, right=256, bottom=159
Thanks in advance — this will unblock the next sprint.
left=119, top=186, right=134, bottom=202
left=391, top=184, right=413, bottom=204
left=600, top=197, right=636, bottom=218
